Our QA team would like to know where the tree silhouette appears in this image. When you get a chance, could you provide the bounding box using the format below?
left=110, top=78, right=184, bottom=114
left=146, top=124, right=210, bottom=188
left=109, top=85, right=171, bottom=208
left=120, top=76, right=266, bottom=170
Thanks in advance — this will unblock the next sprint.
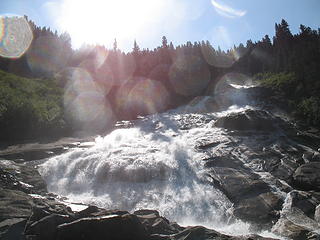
left=113, top=38, right=118, bottom=51
left=162, top=36, right=168, bottom=48
left=133, top=40, right=140, bottom=53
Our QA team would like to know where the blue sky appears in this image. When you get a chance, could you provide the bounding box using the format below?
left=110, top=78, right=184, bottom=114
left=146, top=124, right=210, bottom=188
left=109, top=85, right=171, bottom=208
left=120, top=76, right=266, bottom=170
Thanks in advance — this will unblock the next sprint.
left=1, top=0, right=319, bottom=51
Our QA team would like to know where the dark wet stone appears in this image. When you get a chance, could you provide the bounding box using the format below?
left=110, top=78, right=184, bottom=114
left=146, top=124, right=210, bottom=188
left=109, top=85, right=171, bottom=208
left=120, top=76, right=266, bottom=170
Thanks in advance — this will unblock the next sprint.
left=272, top=218, right=319, bottom=240
left=0, top=189, right=33, bottom=221
left=293, top=162, right=320, bottom=191
left=207, top=167, right=282, bottom=227
left=56, top=214, right=148, bottom=240
left=289, top=191, right=319, bottom=219
left=25, top=214, right=71, bottom=240
left=0, top=160, right=47, bottom=194
left=0, top=218, right=27, bottom=240
left=215, top=109, right=277, bottom=131
left=315, top=205, right=320, bottom=223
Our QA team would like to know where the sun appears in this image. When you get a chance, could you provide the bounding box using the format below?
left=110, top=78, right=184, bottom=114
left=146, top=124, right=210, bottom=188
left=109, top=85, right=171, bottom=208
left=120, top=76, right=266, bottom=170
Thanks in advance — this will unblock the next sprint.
left=57, top=0, right=164, bottom=48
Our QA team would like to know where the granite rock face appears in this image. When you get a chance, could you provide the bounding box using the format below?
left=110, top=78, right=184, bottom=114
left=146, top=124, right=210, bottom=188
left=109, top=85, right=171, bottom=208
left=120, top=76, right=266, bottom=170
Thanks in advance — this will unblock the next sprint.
left=293, top=162, right=320, bottom=191
left=214, top=109, right=277, bottom=131
left=23, top=207, right=277, bottom=240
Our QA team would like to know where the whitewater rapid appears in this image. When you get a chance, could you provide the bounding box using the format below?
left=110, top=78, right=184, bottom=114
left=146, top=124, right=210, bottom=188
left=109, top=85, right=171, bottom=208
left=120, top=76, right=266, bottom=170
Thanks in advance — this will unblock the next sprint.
left=39, top=82, right=285, bottom=238
left=39, top=98, right=262, bottom=235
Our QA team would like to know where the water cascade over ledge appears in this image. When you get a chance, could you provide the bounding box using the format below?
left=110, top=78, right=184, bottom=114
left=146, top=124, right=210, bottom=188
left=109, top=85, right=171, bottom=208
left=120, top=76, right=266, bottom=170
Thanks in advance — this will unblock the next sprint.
left=39, top=82, right=320, bottom=238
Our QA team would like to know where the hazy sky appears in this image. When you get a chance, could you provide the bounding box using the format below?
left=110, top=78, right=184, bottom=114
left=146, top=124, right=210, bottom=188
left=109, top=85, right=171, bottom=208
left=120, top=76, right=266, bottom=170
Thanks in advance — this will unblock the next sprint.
left=1, top=0, right=319, bottom=51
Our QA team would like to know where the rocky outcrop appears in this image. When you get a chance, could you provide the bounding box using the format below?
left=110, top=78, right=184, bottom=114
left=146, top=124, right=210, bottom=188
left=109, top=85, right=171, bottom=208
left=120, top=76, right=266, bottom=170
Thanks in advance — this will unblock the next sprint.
left=214, top=109, right=277, bottom=131
left=271, top=191, right=320, bottom=239
left=0, top=137, right=95, bottom=162
left=57, top=214, right=147, bottom=240
left=0, top=160, right=47, bottom=194
left=0, top=159, right=72, bottom=239
left=205, top=157, right=283, bottom=229
left=198, top=108, right=320, bottom=237
left=272, top=218, right=318, bottom=240
left=293, top=163, right=320, bottom=191
left=22, top=207, right=277, bottom=240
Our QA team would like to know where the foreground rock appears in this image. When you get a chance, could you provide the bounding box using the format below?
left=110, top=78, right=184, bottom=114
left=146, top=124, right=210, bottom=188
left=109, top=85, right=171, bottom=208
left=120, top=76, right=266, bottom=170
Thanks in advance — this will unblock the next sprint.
left=272, top=191, right=320, bottom=239
left=22, top=207, right=277, bottom=240
left=0, top=159, right=71, bottom=239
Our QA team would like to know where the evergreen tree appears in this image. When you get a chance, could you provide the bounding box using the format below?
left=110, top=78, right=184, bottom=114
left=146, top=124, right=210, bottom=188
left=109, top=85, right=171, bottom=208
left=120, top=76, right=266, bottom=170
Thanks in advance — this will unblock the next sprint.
left=133, top=40, right=140, bottom=53
left=113, top=38, right=118, bottom=51
left=162, top=36, right=168, bottom=48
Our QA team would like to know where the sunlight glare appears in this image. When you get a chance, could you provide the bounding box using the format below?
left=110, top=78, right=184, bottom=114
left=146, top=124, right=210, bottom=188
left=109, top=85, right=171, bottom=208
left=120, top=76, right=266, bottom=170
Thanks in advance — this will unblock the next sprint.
left=58, top=0, right=164, bottom=48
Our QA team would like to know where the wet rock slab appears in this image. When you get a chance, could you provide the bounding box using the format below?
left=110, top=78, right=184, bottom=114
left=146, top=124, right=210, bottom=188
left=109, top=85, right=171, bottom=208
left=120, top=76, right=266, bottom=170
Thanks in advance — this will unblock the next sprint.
left=207, top=166, right=283, bottom=228
left=293, top=162, right=320, bottom=191
left=0, top=137, right=95, bottom=162
left=22, top=207, right=278, bottom=240
left=214, top=109, right=277, bottom=132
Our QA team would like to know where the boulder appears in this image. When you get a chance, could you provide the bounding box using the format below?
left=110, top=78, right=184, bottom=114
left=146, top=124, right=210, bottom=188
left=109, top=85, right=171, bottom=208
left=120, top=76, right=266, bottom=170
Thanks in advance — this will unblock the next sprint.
left=134, top=210, right=182, bottom=235
left=56, top=214, right=148, bottom=240
left=0, top=218, right=27, bottom=240
left=207, top=167, right=282, bottom=227
left=0, top=160, right=47, bottom=194
left=24, top=214, right=71, bottom=240
left=233, top=192, right=282, bottom=226
left=287, top=191, right=319, bottom=219
left=0, top=189, right=33, bottom=221
left=312, top=152, right=320, bottom=162
left=272, top=191, right=320, bottom=239
left=272, top=218, right=318, bottom=240
left=293, top=162, right=320, bottom=191
left=150, top=225, right=277, bottom=240
left=214, top=109, right=276, bottom=131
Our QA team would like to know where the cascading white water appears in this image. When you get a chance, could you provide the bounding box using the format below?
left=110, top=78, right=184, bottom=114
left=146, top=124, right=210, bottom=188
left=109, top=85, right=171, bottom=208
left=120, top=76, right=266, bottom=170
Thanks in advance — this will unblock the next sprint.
left=39, top=84, right=284, bottom=237
left=39, top=96, right=257, bottom=235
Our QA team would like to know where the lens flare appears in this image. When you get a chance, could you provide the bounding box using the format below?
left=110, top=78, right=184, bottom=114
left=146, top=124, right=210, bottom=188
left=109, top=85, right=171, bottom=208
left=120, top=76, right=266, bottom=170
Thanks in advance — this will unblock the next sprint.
left=95, top=64, right=114, bottom=95
left=64, top=67, right=114, bottom=132
left=93, top=46, right=109, bottom=69
left=116, top=54, right=136, bottom=86
left=116, top=78, right=169, bottom=118
left=200, top=44, right=235, bottom=68
left=206, top=72, right=252, bottom=110
left=27, top=36, right=68, bottom=74
left=77, top=46, right=109, bottom=70
left=223, top=72, right=253, bottom=87
left=148, top=64, right=171, bottom=81
left=129, top=78, right=169, bottom=114
left=0, top=15, right=33, bottom=58
left=169, top=55, right=210, bottom=96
